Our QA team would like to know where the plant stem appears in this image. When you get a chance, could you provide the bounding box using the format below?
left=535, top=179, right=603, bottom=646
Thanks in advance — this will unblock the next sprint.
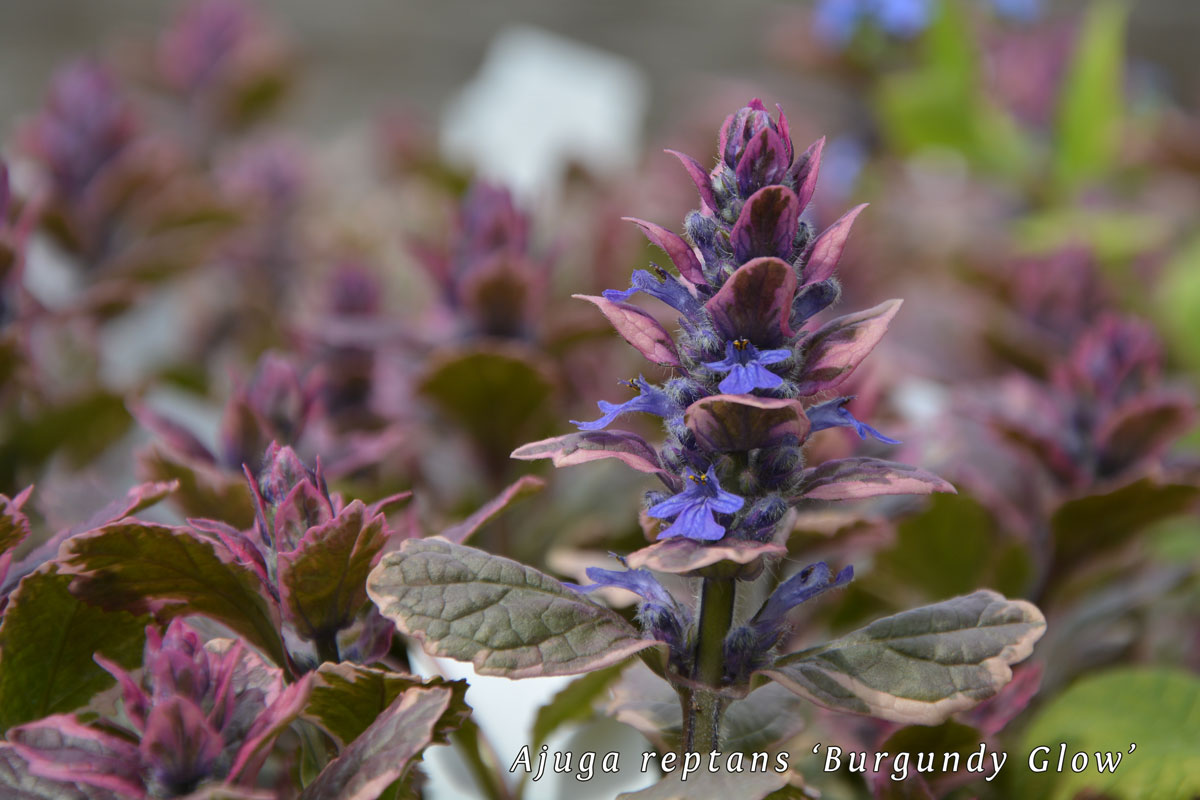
left=314, top=631, right=340, bottom=665
left=682, top=577, right=735, bottom=754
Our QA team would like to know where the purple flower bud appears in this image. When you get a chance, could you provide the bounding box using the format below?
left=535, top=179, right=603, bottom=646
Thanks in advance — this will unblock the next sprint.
left=159, top=0, right=259, bottom=95
left=807, top=396, right=901, bottom=444
left=14, top=620, right=311, bottom=797
left=22, top=60, right=138, bottom=201
left=569, top=564, right=692, bottom=669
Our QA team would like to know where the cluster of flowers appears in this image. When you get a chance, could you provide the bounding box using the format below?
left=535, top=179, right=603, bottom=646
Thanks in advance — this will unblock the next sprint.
left=519, top=99, right=951, bottom=678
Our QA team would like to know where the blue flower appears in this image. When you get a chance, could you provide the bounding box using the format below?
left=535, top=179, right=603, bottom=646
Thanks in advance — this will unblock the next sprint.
left=752, top=562, right=854, bottom=635
left=806, top=396, right=900, bottom=444
left=991, top=0, right=1040, bottom=22
left=647, top=466, right=744, bottom=541
left=814, top=0, right=932, bottom=46
left=603, top=268, right=703, bottom=319
left=571, top=376, right=680, bottom=431
left=703, top=339, right=791, bottom=395
left=569, top=563, right=691, bottom=664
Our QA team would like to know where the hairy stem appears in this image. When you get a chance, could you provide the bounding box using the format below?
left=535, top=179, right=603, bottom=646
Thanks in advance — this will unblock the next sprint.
left=681, top=577, right=735, bottom=754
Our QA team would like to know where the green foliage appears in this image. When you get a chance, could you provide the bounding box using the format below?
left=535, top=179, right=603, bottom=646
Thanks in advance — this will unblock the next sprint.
left=1018, top=668, right=1200, bottom=800
left=300, top=685, right=463, bottom=800
left=304, top=663, right=468, bottom=748
left=763, top=591, right=1045, bottom=725
left=1053, top=1, right=1127, bottom=195
left=532, top=662, right=629, bottom=749
left=0, top=566, right=147, bottom=731
left=59, top=522, right=287, bottom=666
left=367, top=538, right=658, bottom=677
left=418, top=346, right=556, bottom=469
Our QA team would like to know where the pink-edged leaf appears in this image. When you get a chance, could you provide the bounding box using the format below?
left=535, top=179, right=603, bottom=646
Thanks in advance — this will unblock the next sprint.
left=735, top=128, right=790, bottom=195
left=0, top=743, right=124, bottom=800
left=803, top=203, right=867, bottom=285
left=227, top=675, right=313, bottom=784
left=1096, top=392, right=1197, bottom=476
left=298, top=685, right=455, bottom=800
left=762, top=591, right=1044, bottom=725
left=795, top=299, right=901, bottom=395
left=187, top=518, right=270, bottom=587
left=794, top=457, right=956, bottom=501
left=730, top=185, right=800, bottom=264
left=9, top=715, right=144, bottom=798
left=624, top=539, right=786, bottom=575
left=128, top=400, right=216, bottom=464
left=791, top=137, right=825, bottom=212
left=704, top=257, right=797, bottom=347
left=573, top=294, right=680, bottom=367
left=511, top=431, right=663, bottom=475
left=303, top=663, right=468, bottom=747
left=367, top=539, right=660, bottom=678
left=684, top=395, right=810, bottom=453
left=442, top=475, right=545, bottom=544
left=58, top=523, right=287, bottom=667
left=664, top=149, right=716, bottom=212
left=0, top=565, right=148, bottom=730
left=277, top=501, right=391, bottom=642
left=622, top=217, right=706, bottom=286
left=7, top=481, right=179, bottom=590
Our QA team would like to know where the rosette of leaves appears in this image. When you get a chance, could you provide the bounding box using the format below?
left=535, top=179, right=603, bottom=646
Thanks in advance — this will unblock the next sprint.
left=367, top=100, right=1046, bottom=788
left=4, top=618, right=469, bottom=800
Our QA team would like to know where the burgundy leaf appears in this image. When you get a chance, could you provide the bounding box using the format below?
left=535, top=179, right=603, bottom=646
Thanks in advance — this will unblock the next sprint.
left=622, top=217, right=706, bottom=285
left=795, top=299, right=901, bottom=395
left=684, top=395, right=810, bottom=452
left=573, top=294, right=680, bottom=367
left=441, top=475, right=545, bottom=544
left=664, top=149, right=716, bottom=212
left=511, top=430, right=664, bottom=475
left=794, top=457, right=955, bottom=501
left=803, top=203, right=867, bottom=285
left=735, top=128, right=790, bottom=196
left=791, top=137, right=825, bottom=212
left=705, top=257, right=797, bottom=347
left=730, top=185, right=800, bottom=264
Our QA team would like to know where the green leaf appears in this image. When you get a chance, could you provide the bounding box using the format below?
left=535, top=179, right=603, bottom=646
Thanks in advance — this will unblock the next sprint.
left=138, top=446, right=256, bottom=529
left=1156, top=232, right=1200, bottom=375
left=1050, top=478, right=1200, bottom=577
left=278, top=501, right=388, bottom=641
left=1053, top=0, right=1126, bottom=194
left=418, top=345, right=556, bottom=467
left=58, top=522, right=287, bottom=667
left=875, top=494, right=1032, bottom=599
left=303, top=662, right=468, bottom=747
left=441, top=475, right=545, bottom=544
left=0, top=566, right=147, bottom=731
left=367, top=539, right=658, bottom=678
left=762, top=590, right=1045, bottom=725
left=1016, top=668, right=1200, bottom=800
left=532, top=662, right=628, bottom=749
left=299, top=685, right=457, bottom=800
left=0, top=489, right=31, bottom=558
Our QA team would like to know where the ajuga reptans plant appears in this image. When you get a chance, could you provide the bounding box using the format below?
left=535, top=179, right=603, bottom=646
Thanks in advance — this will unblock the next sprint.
left=366, top=99, right=1047, bottom=769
